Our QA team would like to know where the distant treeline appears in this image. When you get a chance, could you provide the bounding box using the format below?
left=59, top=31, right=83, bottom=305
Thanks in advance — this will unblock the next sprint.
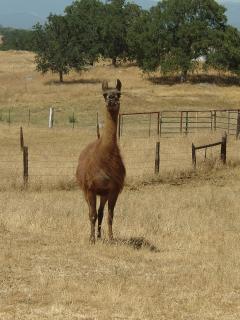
left=1, top=0, right=240, bottom=83
left=0, top=26, right=35, bottom=51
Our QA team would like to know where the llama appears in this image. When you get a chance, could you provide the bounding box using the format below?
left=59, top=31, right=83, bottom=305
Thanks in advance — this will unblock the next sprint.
left=76, top=79, right=126, bottom=243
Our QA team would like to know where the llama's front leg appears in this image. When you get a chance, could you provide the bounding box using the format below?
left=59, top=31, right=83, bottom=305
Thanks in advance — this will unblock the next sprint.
left=86, top=192, right=97, bottom=244
left=108, top=193, right=118, bottom=241
left=97, top=196, right=107, bottom=239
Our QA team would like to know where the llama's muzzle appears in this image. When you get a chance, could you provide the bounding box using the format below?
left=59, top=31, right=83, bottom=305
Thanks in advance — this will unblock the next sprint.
left=107, top=98, right=120, bottom=111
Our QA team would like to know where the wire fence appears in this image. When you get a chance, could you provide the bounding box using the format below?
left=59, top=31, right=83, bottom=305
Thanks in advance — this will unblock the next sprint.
left=1, top=132, right=237, bottom=189
left=1, top=108, right=240, bottom=139
left=0, top=107, right=103, bottom=134
left=0, top=108, right=240, bottom=188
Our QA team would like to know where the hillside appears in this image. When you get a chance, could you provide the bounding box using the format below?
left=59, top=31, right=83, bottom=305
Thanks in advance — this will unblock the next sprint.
left=0, top=50, right=240, bottom=116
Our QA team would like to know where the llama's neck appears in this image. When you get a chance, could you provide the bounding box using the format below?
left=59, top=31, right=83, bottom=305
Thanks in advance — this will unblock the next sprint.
left=100, top=110, right=118, bottom=149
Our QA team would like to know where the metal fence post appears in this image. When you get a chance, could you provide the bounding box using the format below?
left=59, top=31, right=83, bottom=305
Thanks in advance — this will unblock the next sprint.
left=8, top=109, right=11, bottom=126
left=210, top=111, right=213, bottom=132
left=148, top=113, right=151, bottom=137
left=23, top=146, right=29, bottom=186
left=180, top=111, right=183, bottom=133
left=236, top=111, right=240, bottom=139
left=97, top=112, right=100, bottom=139
left=192, top=143, right=196, bottom=169
left=185, top=112, right=189, bottom=135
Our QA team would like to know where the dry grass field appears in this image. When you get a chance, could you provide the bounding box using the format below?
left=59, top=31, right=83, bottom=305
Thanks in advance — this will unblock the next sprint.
left=0, top=51, right=240, bottom=319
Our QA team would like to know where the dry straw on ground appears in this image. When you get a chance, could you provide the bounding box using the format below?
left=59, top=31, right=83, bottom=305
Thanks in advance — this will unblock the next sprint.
left=0, top=51, right=240, bottom=319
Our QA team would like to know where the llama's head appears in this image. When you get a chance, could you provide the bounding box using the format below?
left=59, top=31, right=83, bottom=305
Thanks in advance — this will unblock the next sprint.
left=102, top=79, right=122, bottom=113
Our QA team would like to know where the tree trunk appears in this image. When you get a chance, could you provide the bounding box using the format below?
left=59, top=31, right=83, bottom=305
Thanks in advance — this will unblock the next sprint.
left=59, top=71, right=63, bottom=83
left=112, top=57, right=117, bottom=67
left=180, top=70, right=188, bottom=82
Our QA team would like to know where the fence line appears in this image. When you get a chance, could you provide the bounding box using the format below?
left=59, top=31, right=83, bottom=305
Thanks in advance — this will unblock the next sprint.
left=1, top=108, right=240, bottom=141
left=0, top=126, right=240, bottom=187
left=119, top=109, right=240, bottom=139
left=15, top=127, right=235, bottom=186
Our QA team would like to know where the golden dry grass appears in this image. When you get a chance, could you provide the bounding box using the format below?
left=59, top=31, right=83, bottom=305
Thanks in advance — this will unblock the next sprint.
left=0, top=51, right=240, bottom=319
left=1, top=165, right=240, bottom=319
left=0, top=50, right=240, bottom=117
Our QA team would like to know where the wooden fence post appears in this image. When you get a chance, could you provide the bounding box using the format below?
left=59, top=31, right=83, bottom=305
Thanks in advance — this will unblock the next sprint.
left=236, top=112, right=240, bottom=139
left=192, top=143, right=196, bottom=169
left=155, top=141, right=160, bottom=174
left=23, top=146, right=28, bottom=186
left=97, top=112, right=100, bottom=139
left=48, top=107, right=54, bottom=128
left=20, top=127, right=24, bottom=151
left=221, top=133, right=227, bottom=164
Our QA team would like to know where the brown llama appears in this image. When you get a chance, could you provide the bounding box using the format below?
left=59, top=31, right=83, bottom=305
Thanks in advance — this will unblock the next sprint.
left=76, top=79, right=126, bottom=243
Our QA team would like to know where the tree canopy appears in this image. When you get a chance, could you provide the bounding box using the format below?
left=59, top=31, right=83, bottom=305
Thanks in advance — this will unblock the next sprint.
left=101, top=0, right=142, bottom=65
left=207, top=25, right=240, bottom=76
left=64, top=0, right=105, bottom=66
left=129, top=0, right=228, bottom=80
left=33, top=14, right=71, bottom=82
left=2, top=0, right=240, bottom=83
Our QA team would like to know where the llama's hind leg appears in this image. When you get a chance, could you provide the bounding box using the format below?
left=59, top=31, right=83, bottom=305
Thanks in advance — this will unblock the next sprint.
left=108, top=193, right=119, bottom=241
left=85, top=191, right=97, bottom=244
left=97, top=196, right=107, bottom=239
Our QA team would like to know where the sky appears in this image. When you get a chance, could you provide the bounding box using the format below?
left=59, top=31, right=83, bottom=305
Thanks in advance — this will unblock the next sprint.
left=0, top=0, right=237, bottom=16
left=0, top=0, right=239, bottom=29
left=0, top=0, right=72, bottom=16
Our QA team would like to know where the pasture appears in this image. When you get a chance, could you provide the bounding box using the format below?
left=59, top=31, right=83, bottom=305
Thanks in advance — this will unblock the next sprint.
left=0, top=51, right=240, bottom=319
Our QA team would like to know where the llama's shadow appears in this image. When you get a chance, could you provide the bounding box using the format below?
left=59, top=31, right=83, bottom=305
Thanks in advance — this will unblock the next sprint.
left=103, top=236, right=160, bottom=252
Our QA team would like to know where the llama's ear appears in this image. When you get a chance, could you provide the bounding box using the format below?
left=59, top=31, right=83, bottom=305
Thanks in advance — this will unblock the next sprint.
left=116, top=79, right=122, bottom=92
left=102, top=80, right=108, bottom=92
